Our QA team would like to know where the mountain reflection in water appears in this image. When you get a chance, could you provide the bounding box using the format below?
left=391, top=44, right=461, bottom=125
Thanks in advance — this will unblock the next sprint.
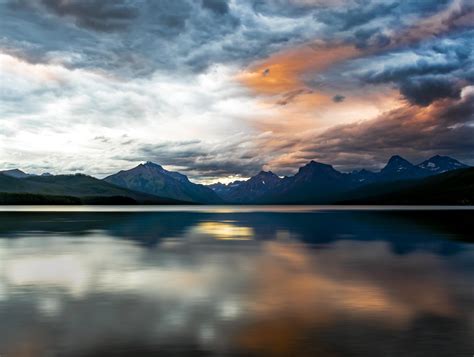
left=0, top=208, right=473, bottom=356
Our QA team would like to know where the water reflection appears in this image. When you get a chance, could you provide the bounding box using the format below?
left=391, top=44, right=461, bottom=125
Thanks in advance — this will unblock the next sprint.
left=193, top=221, right=254, bottom=240
left=0, top=209, right=473, bottom=356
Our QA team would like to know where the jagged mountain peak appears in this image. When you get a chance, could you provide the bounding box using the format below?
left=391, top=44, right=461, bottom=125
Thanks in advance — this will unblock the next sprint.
left=301, top=160, right=333, bottom=170
left=380, top=155, right=428, bottom=180
left=209, top=169, right=282, bottom=203
left=418, top=155, right=468, bottom=173
left=253, top=170, right=279, bottom=179
left=309, top=160, right=330, bottom=166
left=248, top=171, right=281, bottom=186
left=382, top=155, right=415, bottom=172
left=104, top=162, right=220, bottom=203
left=257, top=170, right=272, bottom=175
left=135, top=162, right=189, bottom=182
left=139, top=161, right=165, bottom=171
left=141, top=161, right=163, bottom=168
left=352, top=168, right=374, bottom=174
left=386, top=155, right=412, bottom=166
left=297, top=160, right=339, bottom=176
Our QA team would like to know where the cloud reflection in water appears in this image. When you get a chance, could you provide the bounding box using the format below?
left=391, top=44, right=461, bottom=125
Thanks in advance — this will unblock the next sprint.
left=0, top=210, right=473, bottom=356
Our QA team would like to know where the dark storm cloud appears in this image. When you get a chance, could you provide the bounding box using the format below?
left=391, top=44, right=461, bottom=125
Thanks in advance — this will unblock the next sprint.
left=310, top=0, right=455, bottom=48
left=356, top=31, right=474, bottom=106
left=2, top=0, right=242, bottom=76
left=4, top=0, right=355, bottom=78
left=3, top=0, right=472, bottom=77
left=202, top=0, right=230, bottom=14
left=299, top=90, right=474, bottom=170
left=315, top=1, right=400, bottom=31
left=39, top=0, right=139, bottom=32
left=399, top=76, right=461, bottom=106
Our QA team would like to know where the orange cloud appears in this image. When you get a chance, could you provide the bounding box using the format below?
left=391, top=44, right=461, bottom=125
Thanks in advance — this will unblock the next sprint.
left=236, top=42, right=378, bottom=142
left=235, top=42, right=400, bottom=168
left=238, top=43, right=359, bottom=96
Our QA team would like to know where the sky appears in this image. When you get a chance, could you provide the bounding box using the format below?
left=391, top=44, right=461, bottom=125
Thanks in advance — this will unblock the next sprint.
left=0, top=0, right=473, bottom=183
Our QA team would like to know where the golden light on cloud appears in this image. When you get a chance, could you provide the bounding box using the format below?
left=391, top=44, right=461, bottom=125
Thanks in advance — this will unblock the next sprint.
left=238, top=43, right=359, bottom=95
left=229, top=32, right=423, bottom=177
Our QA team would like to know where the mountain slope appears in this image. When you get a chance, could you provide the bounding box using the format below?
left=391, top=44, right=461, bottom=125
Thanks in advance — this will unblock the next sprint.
left=379, top=155, right=428, bottom=181
left=104, top=162, right=221, bottom=203
left=349, top=169, right=379, bottom=185
left=0, top=173, right=182, bottom=204
left=340, top=168, right=474, bottom=205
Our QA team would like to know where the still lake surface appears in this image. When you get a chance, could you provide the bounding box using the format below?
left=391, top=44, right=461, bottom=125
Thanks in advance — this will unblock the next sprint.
left=0, top=206, right=473, bottom=356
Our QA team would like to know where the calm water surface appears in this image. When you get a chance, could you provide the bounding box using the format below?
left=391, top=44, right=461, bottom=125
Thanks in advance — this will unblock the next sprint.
left=0, top=206, right=473, bottom=356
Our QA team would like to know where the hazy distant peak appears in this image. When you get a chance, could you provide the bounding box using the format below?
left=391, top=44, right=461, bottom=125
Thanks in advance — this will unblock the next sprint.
left=0, top=168, right=30, bottom=178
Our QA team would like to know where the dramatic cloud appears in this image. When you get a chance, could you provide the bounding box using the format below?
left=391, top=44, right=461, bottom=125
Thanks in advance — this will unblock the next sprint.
left=297, top=87, right=474, bottom=171
left=0, top=0, right=473, bottom=181
left=357, top=32, right=474, bottom=105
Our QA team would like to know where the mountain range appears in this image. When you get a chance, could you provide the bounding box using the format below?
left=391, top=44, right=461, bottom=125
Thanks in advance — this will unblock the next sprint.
left=209, top=155, right=470, bottom=204
left=0, top=155, right=471, bottom=205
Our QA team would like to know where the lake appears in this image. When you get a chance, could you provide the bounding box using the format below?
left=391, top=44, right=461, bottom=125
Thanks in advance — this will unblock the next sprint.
left=0, top=206, right=473, bottom=356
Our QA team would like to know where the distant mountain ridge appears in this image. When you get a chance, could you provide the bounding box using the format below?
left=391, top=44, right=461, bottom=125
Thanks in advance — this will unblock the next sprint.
left=104, top=161, right=222, bottom=204
left=211, top=171, right=281, bottom=203
left=208, top=155, right=469, bottom=204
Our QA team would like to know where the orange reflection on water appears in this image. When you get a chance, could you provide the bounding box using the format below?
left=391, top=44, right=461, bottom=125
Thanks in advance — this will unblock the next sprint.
left=193, top=221, right=254, bottom=240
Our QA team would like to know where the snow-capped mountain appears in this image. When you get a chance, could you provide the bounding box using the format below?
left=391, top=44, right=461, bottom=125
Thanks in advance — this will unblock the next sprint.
left=417, top=155, right=468, bottom=174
